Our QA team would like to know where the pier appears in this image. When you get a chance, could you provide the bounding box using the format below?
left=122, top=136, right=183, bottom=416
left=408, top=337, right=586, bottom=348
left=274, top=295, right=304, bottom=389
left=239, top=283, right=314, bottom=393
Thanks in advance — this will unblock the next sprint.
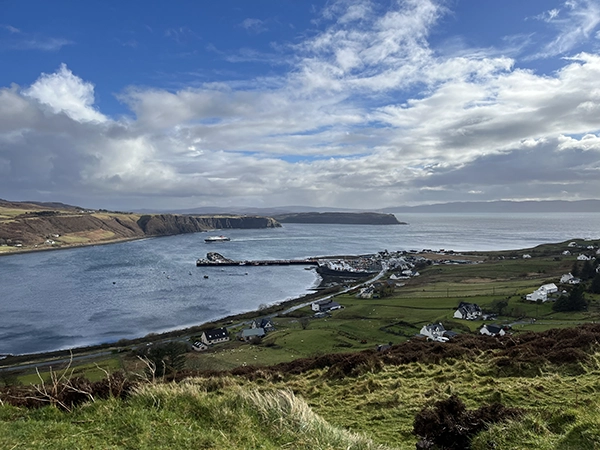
left=196, top=258, right=319, bottom=267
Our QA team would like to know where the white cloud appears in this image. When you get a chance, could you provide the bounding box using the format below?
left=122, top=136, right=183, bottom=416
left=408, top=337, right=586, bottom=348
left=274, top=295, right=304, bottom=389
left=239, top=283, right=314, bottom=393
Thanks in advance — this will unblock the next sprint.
left=3, top=1, right=600, bottom=209
left=23, top=64, right=106, bottom=123
left=535, top=0, right=600, bottom=57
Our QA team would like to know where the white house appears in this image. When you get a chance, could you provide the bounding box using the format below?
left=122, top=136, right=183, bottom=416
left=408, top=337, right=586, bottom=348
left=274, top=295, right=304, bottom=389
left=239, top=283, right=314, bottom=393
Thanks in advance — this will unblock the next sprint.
left=562, top=250, right=571, bottom=256
left=578, top=254, right=592, bottom=261
left=419, top=323, right=449, bottom=342
left=311, top=299, right=342, bottom=312
left=200, top=328, right=230, bottom=345
left=522, top=254, right=532, bottom=259
left=560, top=273, right=574, bottom=284
left=540, top=283, right=558, bottom=294
left=453, top=302, right=482, bottom=321
left=526, top=289, right=547, bottom=302
left=560, top=273, right=581, bottom=285
left=568, top=242, right=578, bottom=247
left=480, top=324, right=506, bottom=337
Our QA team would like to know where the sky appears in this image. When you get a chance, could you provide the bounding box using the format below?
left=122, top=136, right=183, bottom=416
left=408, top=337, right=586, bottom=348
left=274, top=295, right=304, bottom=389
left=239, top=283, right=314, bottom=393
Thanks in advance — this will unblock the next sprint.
left=1, top=0, right=600, bottom=211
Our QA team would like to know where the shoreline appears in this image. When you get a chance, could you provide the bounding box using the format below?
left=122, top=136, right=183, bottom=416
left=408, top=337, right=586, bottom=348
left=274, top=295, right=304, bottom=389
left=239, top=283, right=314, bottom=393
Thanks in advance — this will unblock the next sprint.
left=0, top=281, right=342, bottom=367
left=0, top=235, right=155, bottom=258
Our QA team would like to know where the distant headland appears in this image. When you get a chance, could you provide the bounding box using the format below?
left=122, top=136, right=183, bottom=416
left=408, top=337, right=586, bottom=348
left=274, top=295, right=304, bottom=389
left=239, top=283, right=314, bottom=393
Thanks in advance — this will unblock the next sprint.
left=272, top=212, right=405, bottom=225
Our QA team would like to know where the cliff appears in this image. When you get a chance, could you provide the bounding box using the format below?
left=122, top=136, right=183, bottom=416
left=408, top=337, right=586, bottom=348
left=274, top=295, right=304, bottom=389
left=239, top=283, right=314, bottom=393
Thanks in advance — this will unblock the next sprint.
left=136, top=214, right=280, bottom=236
left=273, top=212, right=406, bottom=225
left=0, top=201, right=280, bottom=251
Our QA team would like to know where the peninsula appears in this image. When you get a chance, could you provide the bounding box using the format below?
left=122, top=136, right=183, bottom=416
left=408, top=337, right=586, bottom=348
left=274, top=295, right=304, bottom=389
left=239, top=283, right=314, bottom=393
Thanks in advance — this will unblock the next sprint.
left=273, top=211, right=405, bottom=225
left=0, top=199, right=280, bottom=254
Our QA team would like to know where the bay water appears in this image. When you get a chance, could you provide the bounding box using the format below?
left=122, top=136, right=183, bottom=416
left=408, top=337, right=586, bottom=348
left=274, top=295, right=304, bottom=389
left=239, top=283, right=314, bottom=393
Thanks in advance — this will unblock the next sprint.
left=1, top=212, right=599, bottom=355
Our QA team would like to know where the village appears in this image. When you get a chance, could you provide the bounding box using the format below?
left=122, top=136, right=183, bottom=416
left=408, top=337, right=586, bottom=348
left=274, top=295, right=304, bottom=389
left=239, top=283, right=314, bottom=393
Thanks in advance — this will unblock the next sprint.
left=188, top=241, right=600, bottom=353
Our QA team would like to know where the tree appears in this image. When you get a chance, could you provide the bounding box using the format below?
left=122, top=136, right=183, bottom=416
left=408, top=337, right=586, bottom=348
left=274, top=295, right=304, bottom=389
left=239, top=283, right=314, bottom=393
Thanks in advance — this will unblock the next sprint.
left=590, top=273, right=600, bottom=295
left=142, top=342, right=188, bottom=378
left=553, top=285, right=587, bottom=312
left=299, top=317, right=310, bottom=330
left=571, top=261, right=580, bottom=278
left=581, top=260, right=596, bottom=280
left=489, top=299, right=508, bottom=315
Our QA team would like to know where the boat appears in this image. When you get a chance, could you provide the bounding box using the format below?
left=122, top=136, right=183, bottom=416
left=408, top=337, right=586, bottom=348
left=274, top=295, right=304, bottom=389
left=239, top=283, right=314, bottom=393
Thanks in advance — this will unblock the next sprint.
left=204, top=235, right=230, bottom=243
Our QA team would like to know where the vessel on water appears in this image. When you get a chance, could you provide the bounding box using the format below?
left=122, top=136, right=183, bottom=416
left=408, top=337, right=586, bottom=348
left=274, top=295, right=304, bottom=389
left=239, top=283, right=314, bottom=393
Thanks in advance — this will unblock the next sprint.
left=204, top=235, right=230, bottom=243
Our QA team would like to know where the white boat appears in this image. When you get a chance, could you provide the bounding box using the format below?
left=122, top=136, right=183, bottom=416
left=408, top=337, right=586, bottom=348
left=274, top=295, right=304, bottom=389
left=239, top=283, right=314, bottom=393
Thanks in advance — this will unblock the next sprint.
left=205, top=235, right=230, bottom=243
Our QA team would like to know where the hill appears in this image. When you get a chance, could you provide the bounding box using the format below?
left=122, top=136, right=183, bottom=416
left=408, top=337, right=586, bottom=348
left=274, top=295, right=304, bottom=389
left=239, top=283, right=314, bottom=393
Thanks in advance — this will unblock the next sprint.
left=381, top=199, right=600, bottom=213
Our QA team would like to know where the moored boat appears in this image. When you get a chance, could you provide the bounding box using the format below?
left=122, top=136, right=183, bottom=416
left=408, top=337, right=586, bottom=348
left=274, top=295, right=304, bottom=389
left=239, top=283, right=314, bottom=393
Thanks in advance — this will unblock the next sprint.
left=204, top=235, right=230, bottom=243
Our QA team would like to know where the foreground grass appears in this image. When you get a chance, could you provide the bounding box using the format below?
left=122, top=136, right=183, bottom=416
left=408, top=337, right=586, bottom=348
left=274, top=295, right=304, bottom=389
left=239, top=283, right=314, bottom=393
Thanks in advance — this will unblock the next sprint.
left=4, top=352, right=600, bottom=449
left=0, top=380, right=395, bottom=450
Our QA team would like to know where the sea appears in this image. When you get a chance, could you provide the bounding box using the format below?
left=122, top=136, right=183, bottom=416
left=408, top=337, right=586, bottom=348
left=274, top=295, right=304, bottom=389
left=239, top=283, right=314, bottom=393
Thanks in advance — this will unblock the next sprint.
left=1, top=212, right=599, bottom=355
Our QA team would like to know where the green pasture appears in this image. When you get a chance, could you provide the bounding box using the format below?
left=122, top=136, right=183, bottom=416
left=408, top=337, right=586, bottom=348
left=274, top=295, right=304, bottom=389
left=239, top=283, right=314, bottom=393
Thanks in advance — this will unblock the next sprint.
left=14, top=356, right=123, bottom=385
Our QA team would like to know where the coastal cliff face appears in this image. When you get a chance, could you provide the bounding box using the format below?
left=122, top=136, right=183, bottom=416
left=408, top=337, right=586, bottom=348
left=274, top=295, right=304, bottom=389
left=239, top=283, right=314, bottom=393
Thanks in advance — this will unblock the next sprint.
left=0, top=204, right=280, bottom=249
left=136, top=215, right=280, bottom=236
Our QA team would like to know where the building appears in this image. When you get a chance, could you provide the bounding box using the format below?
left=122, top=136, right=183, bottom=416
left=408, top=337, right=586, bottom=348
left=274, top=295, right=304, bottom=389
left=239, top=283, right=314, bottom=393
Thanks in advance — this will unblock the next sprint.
left=200, top=328, right=230, bottom=345
left=311, top=299, right=343, bottom=312
left=419, top=323, right=449, bottom=342
left=526, top=283, right=558, bottom=302
left=480, top=324, right=506, bottom=337
left=240, top=328, right=266, bottom=342
left=251, top=318, right=275, bottom=333
left=453, top=302, right=482, bottom=320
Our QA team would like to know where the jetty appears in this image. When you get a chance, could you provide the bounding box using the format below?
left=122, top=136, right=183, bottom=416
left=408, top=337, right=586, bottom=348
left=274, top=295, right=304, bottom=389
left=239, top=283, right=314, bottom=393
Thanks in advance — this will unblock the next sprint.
left=196, top=252, right=319, bottom=267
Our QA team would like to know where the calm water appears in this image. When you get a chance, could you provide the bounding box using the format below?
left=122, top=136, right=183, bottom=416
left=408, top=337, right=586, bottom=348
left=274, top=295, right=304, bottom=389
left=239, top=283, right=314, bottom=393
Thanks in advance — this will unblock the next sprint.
left=1, top=212, right=599, bottom=355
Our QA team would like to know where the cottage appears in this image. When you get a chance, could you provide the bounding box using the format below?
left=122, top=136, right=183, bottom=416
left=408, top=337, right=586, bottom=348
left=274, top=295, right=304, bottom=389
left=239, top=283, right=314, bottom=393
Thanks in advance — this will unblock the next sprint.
left=562, top=250, right=571, bottom=256
left=251, top=317, right=275, bottom=332
left=200, top=328, right=230, bottom=345
left=540, top=283, right=558, bottom=294
left=241, top=328, right=266, bottom=341
left=453, top=302, right=482, bottom=320
left=526, top=289, right=547, bottom=302
left=560, top=273, right=574, bottom=284
left=522, top=254, right=532, bottom=259
left=419, top=323, right=449, bottom=342
left=578, top=254, right=592, bottom=261
left=480, top=324, right=506, bottom=337
left=568, top=241, right=577, bottom=247
left=560, top=273, right=581, bottom=285
left=311, top=299, right=343, bottom=312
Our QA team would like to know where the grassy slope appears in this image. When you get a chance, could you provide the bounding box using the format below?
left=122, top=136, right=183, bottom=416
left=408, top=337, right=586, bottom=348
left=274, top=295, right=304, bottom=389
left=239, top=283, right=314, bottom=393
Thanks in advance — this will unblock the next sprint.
left=3, top=354, right=600, bottom=449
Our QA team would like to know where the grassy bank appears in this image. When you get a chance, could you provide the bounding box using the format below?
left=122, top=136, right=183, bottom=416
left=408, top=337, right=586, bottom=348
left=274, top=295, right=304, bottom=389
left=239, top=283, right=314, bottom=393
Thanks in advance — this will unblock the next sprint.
left=3, top=349, right=600, bottom=449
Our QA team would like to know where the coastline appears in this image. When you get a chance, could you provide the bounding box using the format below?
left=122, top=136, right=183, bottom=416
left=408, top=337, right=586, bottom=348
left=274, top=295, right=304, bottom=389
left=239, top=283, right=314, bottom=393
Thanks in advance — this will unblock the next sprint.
left=0, top=235, right=154, bottom=258
left=0, top=280, right=340, bottom=367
